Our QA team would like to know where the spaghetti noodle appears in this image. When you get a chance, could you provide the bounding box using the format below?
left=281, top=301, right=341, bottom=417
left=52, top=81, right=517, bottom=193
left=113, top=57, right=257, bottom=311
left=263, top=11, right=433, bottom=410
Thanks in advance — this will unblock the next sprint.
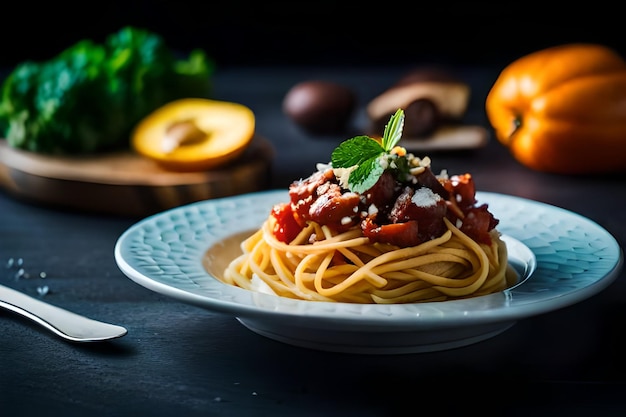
left=221, top=109, right=514, bottom=304
left=223, top=215, right=512, bottom=303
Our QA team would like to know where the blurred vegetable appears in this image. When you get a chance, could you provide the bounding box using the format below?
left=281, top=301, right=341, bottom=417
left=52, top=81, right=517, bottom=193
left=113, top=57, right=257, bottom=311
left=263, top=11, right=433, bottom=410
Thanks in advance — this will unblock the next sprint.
left=131, top=98, right=255, bottom=171
left=485, top=43, right=626, bottom=174
left=0, top=26, right=214, bottom=155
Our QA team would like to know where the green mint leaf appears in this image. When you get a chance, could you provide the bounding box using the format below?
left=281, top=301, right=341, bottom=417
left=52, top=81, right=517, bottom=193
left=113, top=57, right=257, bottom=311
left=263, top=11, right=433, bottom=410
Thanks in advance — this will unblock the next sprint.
left=393, top=155, right=411, bottom=178
left=348, top=157, right=385, bottom=194
left=331, top=135, right=384, bottom=168
left=329, top=110, right=407, bottom=193
left=381, top=109, right=405, bottom=151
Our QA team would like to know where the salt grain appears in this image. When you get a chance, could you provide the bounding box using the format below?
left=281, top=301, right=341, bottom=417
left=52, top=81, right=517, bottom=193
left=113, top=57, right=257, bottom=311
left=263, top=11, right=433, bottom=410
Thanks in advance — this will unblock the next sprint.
left=15, top=268, right=25, bottom=279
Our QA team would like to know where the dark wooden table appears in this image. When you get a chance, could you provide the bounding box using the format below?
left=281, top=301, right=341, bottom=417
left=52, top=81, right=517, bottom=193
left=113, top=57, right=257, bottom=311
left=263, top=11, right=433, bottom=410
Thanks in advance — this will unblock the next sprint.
left=1, top=66, right=625, bottom=416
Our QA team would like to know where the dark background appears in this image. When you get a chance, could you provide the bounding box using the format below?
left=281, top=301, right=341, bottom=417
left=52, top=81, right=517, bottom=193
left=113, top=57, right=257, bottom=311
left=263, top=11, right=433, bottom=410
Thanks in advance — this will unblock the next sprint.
left=1, top=1, right=625, bottom=71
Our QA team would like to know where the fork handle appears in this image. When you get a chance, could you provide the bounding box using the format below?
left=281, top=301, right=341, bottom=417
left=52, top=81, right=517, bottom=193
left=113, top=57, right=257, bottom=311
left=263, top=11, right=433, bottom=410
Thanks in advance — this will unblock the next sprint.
left=0, top=284, right=127, bottom=342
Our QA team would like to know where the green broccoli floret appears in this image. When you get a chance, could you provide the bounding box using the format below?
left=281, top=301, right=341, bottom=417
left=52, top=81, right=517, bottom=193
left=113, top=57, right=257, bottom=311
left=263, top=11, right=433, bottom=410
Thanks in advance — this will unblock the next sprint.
left=0, top=26, right=214, bottom=155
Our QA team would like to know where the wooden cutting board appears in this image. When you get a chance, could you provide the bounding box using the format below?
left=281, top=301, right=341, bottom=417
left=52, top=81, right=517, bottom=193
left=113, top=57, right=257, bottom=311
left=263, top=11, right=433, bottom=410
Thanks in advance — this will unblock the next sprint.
left=0, top=136, right=274, bottom=217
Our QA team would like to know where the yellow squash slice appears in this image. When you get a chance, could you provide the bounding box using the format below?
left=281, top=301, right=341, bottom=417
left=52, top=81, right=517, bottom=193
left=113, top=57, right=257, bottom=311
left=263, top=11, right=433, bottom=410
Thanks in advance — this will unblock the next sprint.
left=132, top=98, right=255, bottom=172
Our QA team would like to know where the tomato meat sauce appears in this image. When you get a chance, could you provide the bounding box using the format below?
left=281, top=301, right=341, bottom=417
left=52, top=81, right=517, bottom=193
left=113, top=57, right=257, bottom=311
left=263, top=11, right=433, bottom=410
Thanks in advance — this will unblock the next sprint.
left=271, top=165, right=498, bottom=248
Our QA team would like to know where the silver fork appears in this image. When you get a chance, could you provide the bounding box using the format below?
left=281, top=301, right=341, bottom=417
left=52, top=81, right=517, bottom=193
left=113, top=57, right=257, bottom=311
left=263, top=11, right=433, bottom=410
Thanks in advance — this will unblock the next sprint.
left=0, top=283, right=127, bottom=342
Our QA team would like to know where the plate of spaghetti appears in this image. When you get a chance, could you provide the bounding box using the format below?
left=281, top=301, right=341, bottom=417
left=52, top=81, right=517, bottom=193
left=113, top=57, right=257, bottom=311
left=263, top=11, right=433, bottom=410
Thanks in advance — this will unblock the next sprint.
left=115, top=110, right=623, bottom=354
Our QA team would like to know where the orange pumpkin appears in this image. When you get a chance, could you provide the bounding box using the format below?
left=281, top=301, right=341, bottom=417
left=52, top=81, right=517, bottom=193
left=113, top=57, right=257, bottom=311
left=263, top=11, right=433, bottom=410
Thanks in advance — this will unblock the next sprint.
left=485, top=43, right=626, bottom=174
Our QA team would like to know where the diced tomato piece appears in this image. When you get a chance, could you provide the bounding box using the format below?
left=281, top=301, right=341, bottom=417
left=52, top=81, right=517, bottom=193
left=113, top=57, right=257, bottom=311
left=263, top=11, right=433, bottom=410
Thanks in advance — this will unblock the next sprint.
left=362, top=218, right=421, bottom=247
left=459, top=204, right=499, bottom=245
left=270, top=203, right=302, bottom=243
left=389, top=187, right=447, bottom=242
left=361, top=171, right=397, bottom=214
left=448, top=174, right=477, bottom=208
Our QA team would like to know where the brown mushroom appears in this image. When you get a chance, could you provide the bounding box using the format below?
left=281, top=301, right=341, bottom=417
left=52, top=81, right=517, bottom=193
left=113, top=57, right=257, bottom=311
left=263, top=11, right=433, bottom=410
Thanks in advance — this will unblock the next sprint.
left=367, top=66, right=471, bottom=139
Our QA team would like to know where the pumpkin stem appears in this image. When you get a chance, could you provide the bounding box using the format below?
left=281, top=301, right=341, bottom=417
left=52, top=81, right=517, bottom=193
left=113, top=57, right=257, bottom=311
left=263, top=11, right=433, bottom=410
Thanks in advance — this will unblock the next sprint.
left=510, top=116, right=522, bottom=138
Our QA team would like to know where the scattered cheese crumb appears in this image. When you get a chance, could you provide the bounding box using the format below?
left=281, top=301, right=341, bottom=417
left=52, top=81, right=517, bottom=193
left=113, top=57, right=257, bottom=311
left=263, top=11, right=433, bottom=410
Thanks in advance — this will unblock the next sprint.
left=411, top=187, right=441, bottom=207
left=333, top=166, right=356, bottom=189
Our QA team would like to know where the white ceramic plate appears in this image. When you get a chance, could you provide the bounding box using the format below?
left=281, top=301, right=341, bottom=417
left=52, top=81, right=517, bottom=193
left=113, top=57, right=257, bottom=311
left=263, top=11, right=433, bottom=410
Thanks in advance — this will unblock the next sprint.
left=114, top=190, right=623, bottom=354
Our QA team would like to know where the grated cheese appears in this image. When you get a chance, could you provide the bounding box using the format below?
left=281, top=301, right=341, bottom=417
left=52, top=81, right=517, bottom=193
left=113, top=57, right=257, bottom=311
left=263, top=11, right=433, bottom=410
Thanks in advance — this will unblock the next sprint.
left=411, top=187, right=441, bottom=207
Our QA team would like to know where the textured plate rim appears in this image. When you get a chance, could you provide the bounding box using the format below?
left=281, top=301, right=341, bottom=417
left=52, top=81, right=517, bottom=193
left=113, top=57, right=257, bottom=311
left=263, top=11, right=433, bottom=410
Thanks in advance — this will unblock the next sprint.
left=114, top=190, right=624, bottom=330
